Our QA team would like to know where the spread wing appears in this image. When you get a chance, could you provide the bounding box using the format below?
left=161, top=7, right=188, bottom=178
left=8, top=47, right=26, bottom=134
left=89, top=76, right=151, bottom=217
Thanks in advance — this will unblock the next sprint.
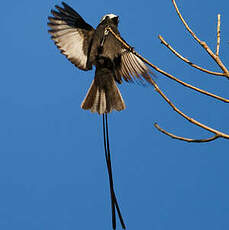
left=48, top=2, right=95, bottom=70
left=117, top=49, right=153, bottom=84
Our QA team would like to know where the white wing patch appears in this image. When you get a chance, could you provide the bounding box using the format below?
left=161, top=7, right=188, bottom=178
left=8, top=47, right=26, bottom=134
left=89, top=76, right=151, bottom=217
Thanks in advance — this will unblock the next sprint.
left=48, top=3, right=95, bottom=71
left=51, top=29, right=88, bottom=69
left=120, top=50, right=152, bottom=84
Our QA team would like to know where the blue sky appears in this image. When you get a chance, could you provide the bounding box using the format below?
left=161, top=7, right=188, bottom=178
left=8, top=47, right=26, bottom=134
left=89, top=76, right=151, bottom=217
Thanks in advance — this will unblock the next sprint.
left=1, top=0, right=229, bottom=229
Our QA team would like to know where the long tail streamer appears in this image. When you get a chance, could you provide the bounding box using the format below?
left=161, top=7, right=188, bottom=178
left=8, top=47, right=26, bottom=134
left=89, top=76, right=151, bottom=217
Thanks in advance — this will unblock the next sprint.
left=102, top=114, right=126, bottom=229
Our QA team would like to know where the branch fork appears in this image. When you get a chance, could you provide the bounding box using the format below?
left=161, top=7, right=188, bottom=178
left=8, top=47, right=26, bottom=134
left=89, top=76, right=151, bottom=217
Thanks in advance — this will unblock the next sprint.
left=106, top=0, right=229, bottom=143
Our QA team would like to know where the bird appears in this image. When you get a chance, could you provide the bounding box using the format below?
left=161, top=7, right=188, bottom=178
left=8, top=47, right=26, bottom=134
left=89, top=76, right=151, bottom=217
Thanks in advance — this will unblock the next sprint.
left=47, top=2, right=153, bottom=115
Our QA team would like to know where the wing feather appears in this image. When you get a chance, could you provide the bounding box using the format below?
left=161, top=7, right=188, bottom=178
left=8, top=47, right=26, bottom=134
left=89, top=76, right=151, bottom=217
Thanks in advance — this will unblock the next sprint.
left=119, top=50, right=152, bottom=84
left=48, top=2, right=95, bottom=70
left=121, top=54, right=134, bottom=82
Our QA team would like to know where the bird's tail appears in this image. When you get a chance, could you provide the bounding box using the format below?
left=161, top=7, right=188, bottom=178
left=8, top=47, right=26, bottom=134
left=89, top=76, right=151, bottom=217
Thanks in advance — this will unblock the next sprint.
left=81, top=67, right=126, bottom=114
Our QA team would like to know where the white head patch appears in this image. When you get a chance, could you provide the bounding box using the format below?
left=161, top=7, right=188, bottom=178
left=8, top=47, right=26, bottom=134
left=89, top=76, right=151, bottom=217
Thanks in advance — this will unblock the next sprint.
left=100, top=14, right=118, bottom=23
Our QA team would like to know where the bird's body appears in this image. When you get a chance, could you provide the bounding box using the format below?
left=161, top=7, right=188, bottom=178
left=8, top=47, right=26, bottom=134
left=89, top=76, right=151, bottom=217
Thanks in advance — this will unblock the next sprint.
left=48, top=2, right=152, bottom=114
left=47, top=3, right=152, bottom=229
left=82, top=15, right=126, bottom=114
left=89, top=17, right=121, bottom=63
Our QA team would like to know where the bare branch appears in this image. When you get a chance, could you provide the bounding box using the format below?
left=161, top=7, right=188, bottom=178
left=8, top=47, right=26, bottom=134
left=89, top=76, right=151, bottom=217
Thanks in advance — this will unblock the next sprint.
left=150, top=78, right=229, bottom=139
left=106, top=19, right=229, bottom=142
left=149, top=62, right=229, bottom=103
left=216, top=14, right=221, bottom=56
left=107, top=27, right=229, bottom=104
left=158, top=35, right=224, bottom=76
left=154, top=123, right=219, bottom=143
left=172, top=0, right=229, bottom=78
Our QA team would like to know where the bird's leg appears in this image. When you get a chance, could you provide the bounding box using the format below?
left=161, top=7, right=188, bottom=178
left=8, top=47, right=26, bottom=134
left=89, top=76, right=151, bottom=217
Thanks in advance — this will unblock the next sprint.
left=100, top=27, right=110, bottom=48
left=129, top=46, right=135, bottom=53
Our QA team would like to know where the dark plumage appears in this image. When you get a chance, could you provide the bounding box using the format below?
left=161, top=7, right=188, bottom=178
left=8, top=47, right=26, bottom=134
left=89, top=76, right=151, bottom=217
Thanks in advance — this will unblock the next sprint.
left=48, top=2, right=152, bottom=114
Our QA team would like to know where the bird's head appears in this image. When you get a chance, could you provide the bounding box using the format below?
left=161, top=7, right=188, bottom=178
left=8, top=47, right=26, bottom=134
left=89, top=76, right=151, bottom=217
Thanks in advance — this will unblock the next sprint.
left=100, top=14, right=119, bottom=25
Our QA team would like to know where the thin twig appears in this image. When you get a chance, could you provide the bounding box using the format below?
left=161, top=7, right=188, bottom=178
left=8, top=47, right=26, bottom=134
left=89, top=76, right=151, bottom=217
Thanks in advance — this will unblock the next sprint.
left=106, top=26, right=229, bottom=140
left=154, top=123, right=219, bottom=143
left=172, top=0, right=229, bottom=78
left=158, top=35, right=224, bottom=76
left=216, top=14, right=221, bottom=56
left=107, top=27, right=229, bottom=104
left=150, top=78, right=229, bottom=139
